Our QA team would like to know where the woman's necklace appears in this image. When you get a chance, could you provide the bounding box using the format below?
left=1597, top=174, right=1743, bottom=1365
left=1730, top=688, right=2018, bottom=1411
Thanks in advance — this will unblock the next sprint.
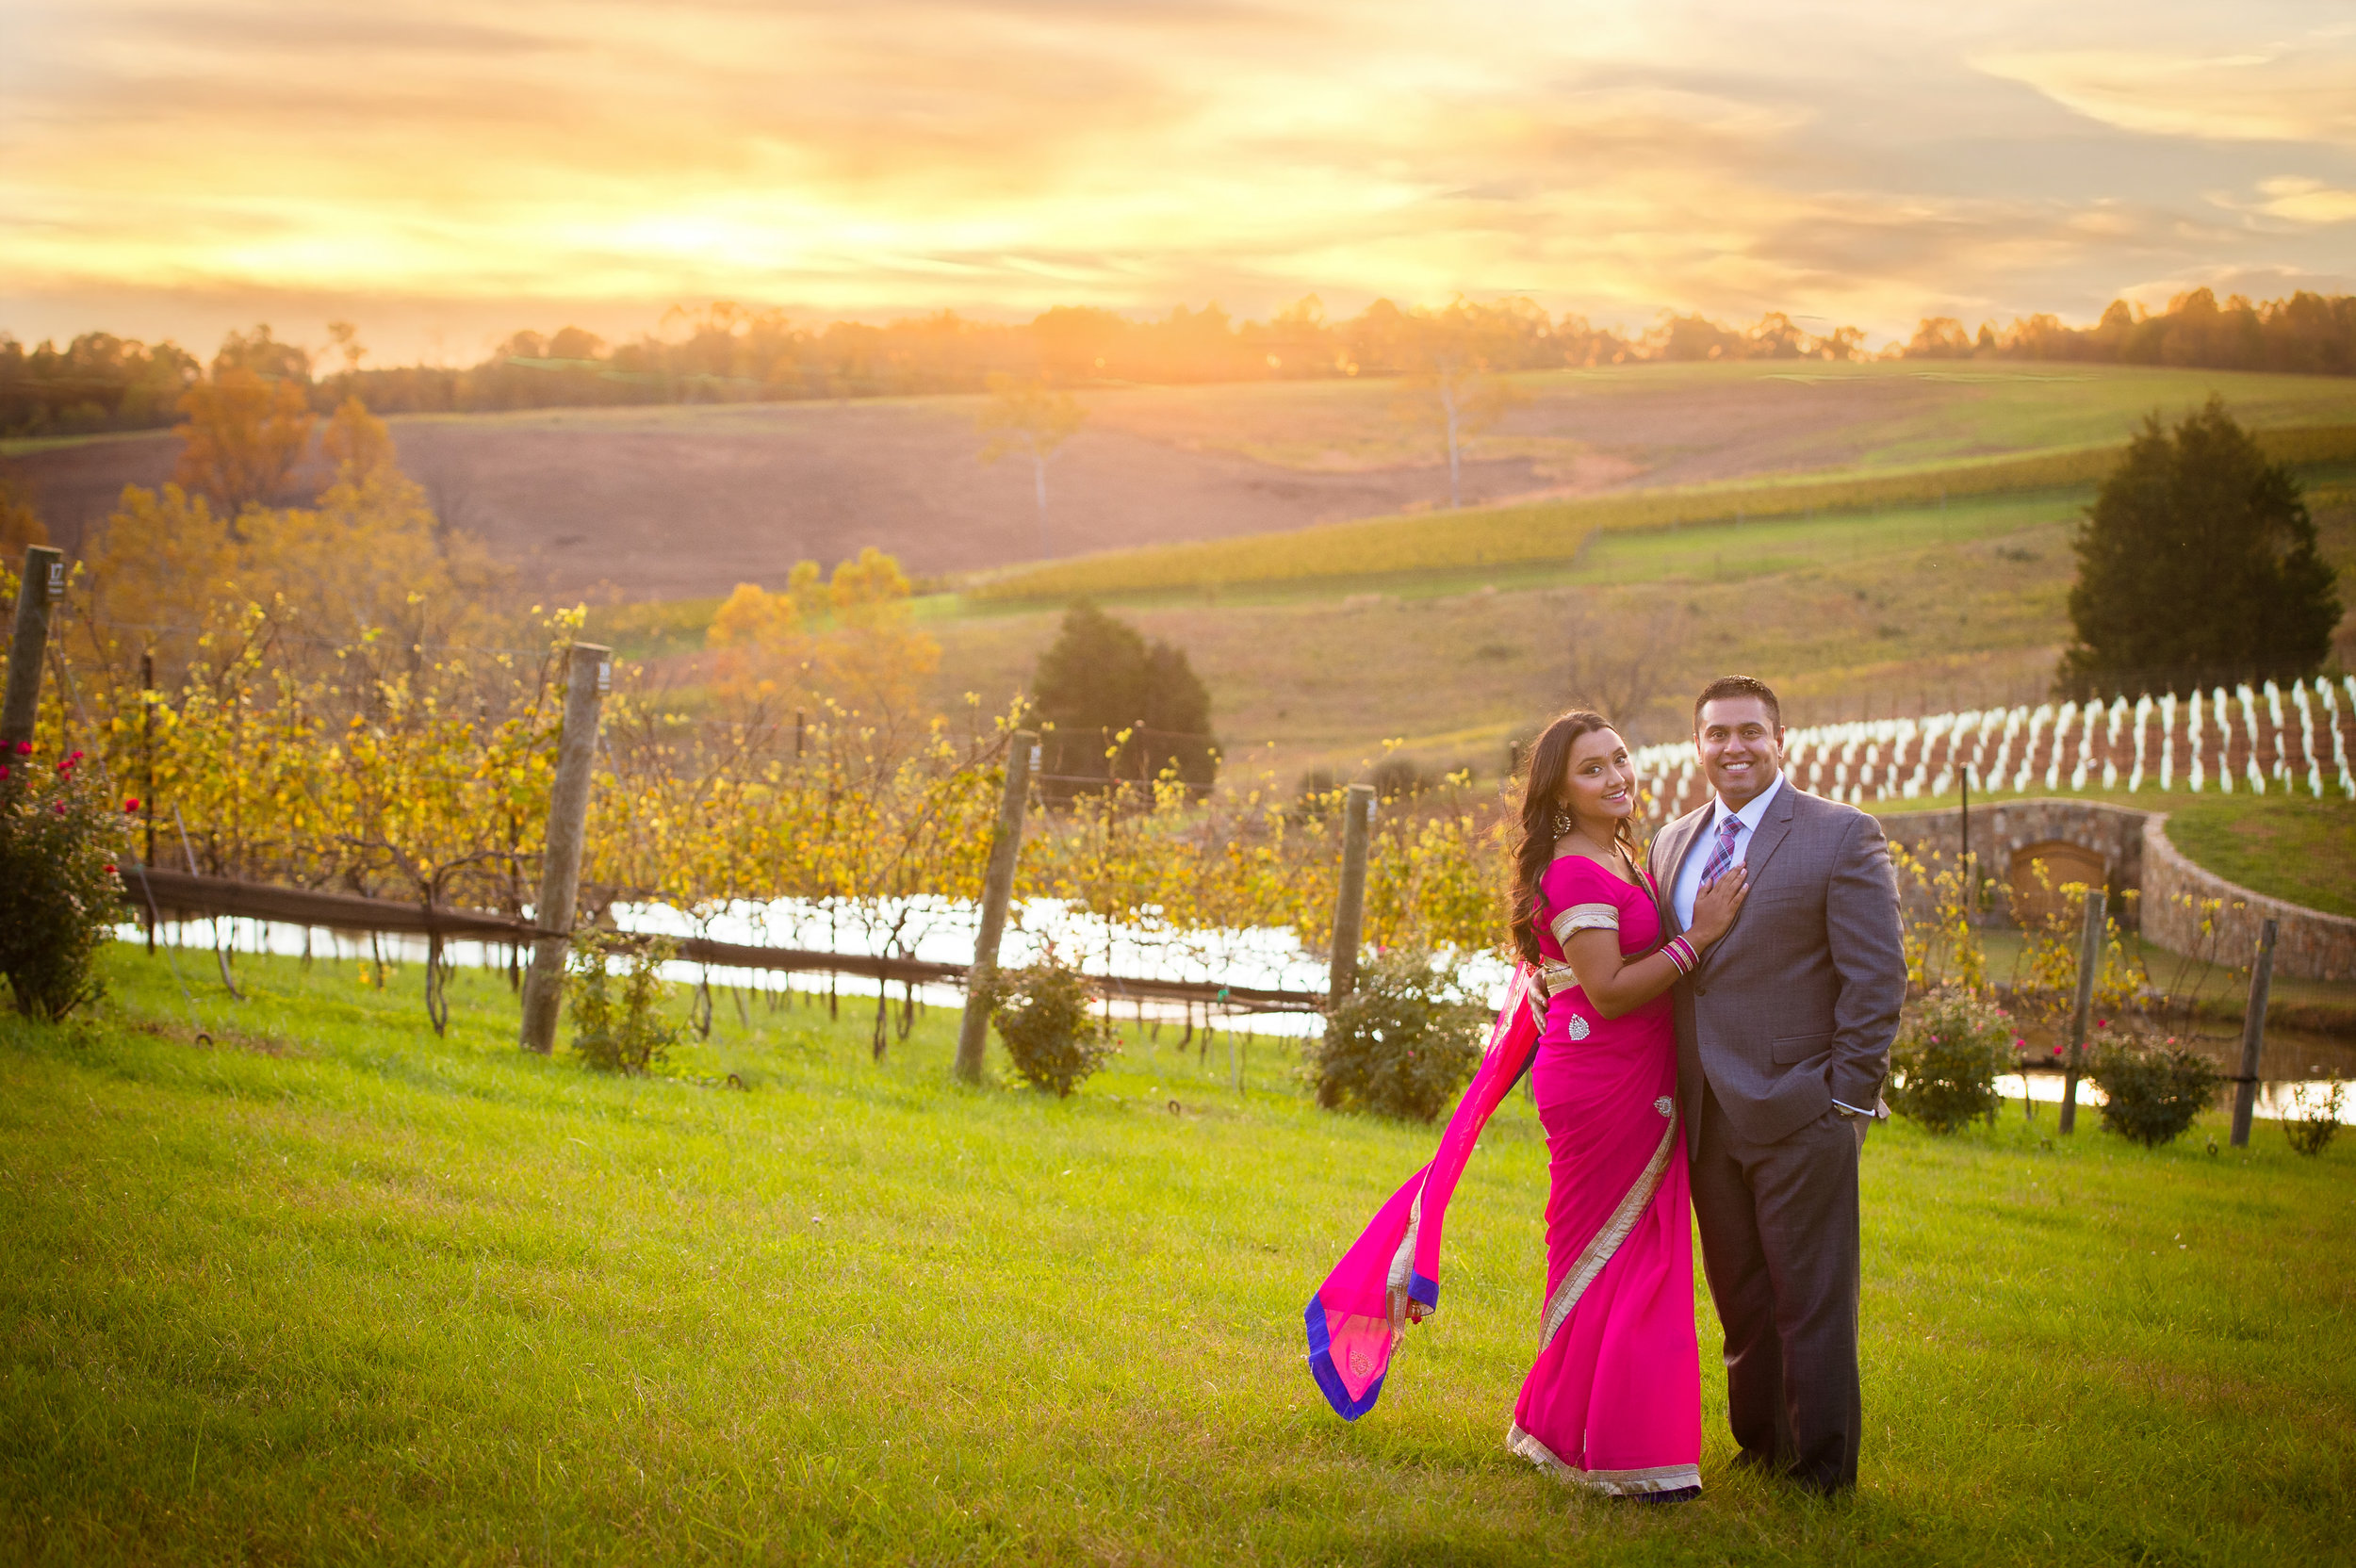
left=1564, top=823, right=1630, bottom=876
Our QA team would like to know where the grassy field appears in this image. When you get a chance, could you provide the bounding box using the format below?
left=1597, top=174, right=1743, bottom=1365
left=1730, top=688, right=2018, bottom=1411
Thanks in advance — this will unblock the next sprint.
left=2, top=945, right=2350, bottom=1565
left=1084, top=361, right=2356, bottom=477
left=971, top=425, right=2356, bottom=603
left=914, top=496, right=2099, bottom=776
left=2167, top=795, right=2356, bottom=918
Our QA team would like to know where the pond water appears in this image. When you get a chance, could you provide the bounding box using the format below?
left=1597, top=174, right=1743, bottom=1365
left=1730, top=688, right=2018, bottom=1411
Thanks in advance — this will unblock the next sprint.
left=1992, top=1071, right=2340, bottom=1122
left=120, top=902, right=2344, bottom=1120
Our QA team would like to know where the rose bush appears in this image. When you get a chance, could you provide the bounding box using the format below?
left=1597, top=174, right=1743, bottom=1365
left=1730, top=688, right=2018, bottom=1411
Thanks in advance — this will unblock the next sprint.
left=0, top=743, right=132, bottom=1021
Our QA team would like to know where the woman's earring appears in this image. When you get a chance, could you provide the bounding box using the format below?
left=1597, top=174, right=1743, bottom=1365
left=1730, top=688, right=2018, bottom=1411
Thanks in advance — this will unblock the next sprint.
left=1550, top=808, right=1575, bottom=839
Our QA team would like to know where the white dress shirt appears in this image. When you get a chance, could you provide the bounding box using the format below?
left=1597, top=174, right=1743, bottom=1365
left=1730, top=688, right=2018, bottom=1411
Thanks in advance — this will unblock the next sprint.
left=1671, top=772, right=1783, bottom=932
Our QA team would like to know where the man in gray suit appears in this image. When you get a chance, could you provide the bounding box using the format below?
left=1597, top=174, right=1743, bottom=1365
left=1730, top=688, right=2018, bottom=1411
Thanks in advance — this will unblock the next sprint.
left=1647, top=675, right=1905, bottom=1495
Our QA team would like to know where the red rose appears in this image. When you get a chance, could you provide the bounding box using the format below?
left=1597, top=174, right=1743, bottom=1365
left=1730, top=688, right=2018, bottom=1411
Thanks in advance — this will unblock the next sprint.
left=123, top=797, right=140, bottom=813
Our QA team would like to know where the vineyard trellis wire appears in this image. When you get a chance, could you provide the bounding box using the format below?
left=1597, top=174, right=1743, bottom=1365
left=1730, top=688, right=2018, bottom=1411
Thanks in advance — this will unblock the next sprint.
left=3, top=543, right=1513, bottom=1040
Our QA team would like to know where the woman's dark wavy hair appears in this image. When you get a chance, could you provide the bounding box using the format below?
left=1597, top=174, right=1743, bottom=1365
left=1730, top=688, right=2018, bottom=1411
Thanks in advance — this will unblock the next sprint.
left=1508, top=710, right=1637, bottom=966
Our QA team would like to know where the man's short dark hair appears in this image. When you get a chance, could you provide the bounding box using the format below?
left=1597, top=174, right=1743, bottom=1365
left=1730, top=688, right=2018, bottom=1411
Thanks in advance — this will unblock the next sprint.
left=1693, top=675, right=1783, bottom=733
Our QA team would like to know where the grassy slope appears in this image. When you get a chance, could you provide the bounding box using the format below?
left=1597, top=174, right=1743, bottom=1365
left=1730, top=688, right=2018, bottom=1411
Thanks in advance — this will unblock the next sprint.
left=2166, top=796, right=2356, bottom=918
left=1085, top=362, right=2356, bottom=476
left=973, top=426, right=2356, bottom=604
left=2, top=947, right=2350, bottom=1566
left=923, top=496, right=2094, bottom=777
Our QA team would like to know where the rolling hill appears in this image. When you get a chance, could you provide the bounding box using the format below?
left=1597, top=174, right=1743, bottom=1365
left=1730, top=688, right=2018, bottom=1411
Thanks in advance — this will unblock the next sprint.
left=9, top=362, right=2356, bottom=601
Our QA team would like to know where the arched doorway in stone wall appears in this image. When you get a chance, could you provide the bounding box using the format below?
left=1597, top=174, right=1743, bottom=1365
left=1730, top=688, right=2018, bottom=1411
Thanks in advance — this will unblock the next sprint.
left=2007, top=841, right=2108, bottom=930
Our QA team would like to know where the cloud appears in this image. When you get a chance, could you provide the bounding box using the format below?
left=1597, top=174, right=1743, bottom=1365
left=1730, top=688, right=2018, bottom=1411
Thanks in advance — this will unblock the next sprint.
left=1975, top=46, right=2356, bottom=145
left=2250, top=176, right=2356, bottom=224
left=4, top=0, right=2356, bottom=359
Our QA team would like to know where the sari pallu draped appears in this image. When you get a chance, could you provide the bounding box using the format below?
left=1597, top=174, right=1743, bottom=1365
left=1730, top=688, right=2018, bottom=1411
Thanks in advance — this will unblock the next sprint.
left=1303, top=966, right=1546, bottom=1420
left=1305, top=865, right=1700, bottom=1494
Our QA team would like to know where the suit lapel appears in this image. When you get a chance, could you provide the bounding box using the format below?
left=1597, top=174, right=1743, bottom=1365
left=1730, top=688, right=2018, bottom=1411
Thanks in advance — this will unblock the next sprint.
left=1738, top=777, right=1799, bottom=886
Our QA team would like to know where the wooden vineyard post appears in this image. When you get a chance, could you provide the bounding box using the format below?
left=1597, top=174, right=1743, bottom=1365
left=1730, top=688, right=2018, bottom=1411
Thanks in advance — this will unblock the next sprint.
left=518, top=643, right=612, bottom=1054
left=1958, top=765, right=1972, bottom=916
left=2, top=545, right=64, bottom=752
left=2230, top=919, right=2279, bottom=1149
left=1329, top=784, right=1375, bottom=1003
left=142, top=650, right=157, bottom=955
left=2056, top=890, right=2106, bottom=1135
left=954, top=730, right=1036, bottom=1084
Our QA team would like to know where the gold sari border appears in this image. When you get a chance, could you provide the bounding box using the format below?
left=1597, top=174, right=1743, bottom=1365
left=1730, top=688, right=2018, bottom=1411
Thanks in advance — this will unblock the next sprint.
left=1549, top=904, right=1619, bottom=945
left=1535, top=1113, right=1677, bottom=1353
left=1538, top=960, right=1580, bottom=999
left=1505, top=1423, right=1702, bottom=1496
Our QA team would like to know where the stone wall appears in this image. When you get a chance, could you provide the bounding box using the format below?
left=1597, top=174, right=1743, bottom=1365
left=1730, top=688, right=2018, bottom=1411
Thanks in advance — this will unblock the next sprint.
left=1874, top=797, right=2355, bottom=982
left=1878, top=799, right=2151, bottom=925
left=2140, top=813, right=2356, bottom=984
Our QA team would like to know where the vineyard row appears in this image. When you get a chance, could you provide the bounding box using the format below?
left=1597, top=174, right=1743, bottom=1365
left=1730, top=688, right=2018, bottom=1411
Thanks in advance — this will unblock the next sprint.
left=1632, top=677, right=2356, bottom=821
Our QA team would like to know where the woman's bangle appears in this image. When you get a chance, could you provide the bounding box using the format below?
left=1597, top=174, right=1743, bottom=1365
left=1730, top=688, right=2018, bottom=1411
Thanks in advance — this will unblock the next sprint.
left=1661, top=936, right=1698, bottom=975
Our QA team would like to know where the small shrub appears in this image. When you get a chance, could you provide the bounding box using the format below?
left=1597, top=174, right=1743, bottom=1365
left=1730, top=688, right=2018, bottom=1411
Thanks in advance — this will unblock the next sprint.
left=2086, top=1023, right=2221, bottom=1148
left=1308, top=948, right=1485, bottom=1122
left=566, top=932, right=679, bottom=1075
left=1370, top=756, right=1429, bottom=802
left=986, top=948, right=1115, bottom=1098
left=0, top=743, right=132, bottom=1021
left=1889, top=986, right=2011, bottom=1134
left=2284, top=1068, right=2345, bottom=1157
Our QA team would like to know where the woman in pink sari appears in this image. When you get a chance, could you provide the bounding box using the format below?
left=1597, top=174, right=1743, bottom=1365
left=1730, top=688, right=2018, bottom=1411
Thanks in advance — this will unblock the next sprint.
left=1307, top=710, right=1746, bottom=1502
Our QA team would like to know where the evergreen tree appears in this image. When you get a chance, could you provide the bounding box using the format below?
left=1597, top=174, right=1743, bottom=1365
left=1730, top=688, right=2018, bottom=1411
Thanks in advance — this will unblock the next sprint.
left=1031, top=602, right=1217, bottom=793
left=2058, top=397, right=2340, bottom=696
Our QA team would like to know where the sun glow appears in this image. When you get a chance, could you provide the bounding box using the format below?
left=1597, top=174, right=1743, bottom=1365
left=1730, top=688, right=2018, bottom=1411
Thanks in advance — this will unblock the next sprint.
left=4, top=0, right=2354, bottom=355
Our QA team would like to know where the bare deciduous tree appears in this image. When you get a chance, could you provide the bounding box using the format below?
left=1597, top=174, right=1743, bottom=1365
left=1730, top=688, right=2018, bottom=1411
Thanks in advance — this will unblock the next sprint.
left=1562, top=593, right=1695, bottom=743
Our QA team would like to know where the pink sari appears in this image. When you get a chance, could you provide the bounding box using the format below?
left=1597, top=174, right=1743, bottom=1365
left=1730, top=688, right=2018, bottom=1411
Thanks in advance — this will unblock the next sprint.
left=1305, top=856, right=1701, bottom=1495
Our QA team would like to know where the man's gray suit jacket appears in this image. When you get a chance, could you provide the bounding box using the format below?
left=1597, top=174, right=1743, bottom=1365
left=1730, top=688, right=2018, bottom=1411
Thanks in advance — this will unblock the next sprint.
left=1648, top=783, right=1906, bottom=1155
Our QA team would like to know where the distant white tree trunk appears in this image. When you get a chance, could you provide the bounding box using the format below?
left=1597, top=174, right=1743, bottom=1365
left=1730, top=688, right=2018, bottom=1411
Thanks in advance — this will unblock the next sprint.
left=1033, top=452, right=1049, bottom=556
left=1438, top=376, right=1464, bottom=508
left=974, top=373, right=1087, bottom=563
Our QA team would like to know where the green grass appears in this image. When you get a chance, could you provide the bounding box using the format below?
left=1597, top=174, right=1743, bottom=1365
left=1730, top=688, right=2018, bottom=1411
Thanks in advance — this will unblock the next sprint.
left=966, top=424, right=2356, bottom=606
left=1691, top=363, right=2356, bottom=472
left=965, top=444, right=2147, bottom=604
left=4, top=944, right=2352, bottom=1564
left=1086, top=361, right=2356, bottom=476
left=2166, top=795, right=2356, bottom=919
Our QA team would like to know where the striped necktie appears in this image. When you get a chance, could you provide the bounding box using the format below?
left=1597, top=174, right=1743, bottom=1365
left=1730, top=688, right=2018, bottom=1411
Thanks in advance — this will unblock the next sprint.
left=1697, top=813, right=1744, bottom=890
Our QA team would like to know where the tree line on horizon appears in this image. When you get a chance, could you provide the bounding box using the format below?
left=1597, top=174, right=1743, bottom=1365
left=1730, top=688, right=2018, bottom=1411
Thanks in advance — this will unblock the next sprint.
left=7, top=286, right=2356, bottom=439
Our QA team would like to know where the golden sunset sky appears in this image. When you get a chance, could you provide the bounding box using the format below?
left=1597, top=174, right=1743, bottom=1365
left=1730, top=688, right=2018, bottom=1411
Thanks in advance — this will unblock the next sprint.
left=4, top=0, right=2354, bottom=362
